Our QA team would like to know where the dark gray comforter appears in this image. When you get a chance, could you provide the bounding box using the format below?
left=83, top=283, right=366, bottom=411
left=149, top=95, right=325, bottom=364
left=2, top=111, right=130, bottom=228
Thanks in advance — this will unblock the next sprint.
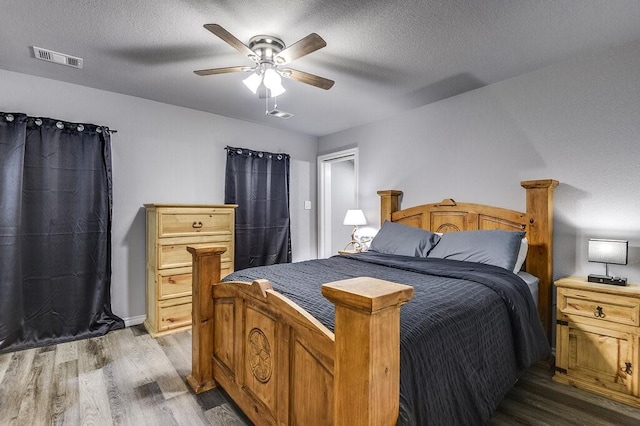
left=223, top=252, right=550, bottom=425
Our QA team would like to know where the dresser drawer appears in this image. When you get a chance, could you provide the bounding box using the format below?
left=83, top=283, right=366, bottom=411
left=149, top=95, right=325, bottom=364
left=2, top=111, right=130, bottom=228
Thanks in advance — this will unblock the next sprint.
left=559, top=288, right=640, bottom=326
left=158, top=296, right=192, bottom=331
left=158, top=236, right=232, bottom=269
left=158, top=209, right=234, bottom=237
left=158, top=267, right=192, bottom=299
left=158, top=263, right=234, bottom=300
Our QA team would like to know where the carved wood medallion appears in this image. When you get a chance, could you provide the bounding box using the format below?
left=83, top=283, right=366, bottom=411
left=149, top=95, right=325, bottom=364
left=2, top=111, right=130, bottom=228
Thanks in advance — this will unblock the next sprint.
left=248, top=328, right=272, bottom=383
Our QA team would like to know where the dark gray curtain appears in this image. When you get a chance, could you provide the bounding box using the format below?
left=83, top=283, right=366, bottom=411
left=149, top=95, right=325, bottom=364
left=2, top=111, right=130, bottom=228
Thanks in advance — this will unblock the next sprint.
left=0, top=112, right=123, bottom=353
left=225, top=146, right=292, bottom=270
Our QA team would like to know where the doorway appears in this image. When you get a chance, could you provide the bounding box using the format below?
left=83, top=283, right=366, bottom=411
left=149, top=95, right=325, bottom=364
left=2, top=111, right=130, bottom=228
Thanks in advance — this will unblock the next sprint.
left=317, top=148, right=358, bottom=258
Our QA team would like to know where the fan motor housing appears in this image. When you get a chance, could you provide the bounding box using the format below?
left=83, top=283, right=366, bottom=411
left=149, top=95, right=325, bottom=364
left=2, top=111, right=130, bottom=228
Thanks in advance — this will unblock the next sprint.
left=248, top=35, right=285, bottom=61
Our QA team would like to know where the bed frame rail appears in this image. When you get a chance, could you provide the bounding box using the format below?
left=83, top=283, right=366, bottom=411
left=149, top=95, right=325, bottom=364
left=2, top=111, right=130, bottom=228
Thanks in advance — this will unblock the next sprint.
left=187, top=246, right=414, bottom=425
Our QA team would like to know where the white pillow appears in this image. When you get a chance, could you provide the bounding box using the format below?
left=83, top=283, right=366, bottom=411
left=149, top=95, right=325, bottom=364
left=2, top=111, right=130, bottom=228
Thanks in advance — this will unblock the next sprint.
left=513, top=237, right=528, bottom=273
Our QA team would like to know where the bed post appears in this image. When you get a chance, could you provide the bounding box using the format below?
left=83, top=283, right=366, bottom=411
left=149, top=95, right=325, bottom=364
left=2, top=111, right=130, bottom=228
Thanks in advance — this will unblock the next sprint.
left=377, top=190, right=403, bottom=224
left=520, top=179, right=559, bottom=342
left=186, top=245, right=227, bottom=394
left=322, top=277, right=414, bottom=426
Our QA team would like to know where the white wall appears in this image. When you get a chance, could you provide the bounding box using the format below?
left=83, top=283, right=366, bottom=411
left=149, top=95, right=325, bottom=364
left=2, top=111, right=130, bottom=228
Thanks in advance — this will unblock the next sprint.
left=0, top=69, right=318, bottom=324
left=319, top=39, right=640, bottom=284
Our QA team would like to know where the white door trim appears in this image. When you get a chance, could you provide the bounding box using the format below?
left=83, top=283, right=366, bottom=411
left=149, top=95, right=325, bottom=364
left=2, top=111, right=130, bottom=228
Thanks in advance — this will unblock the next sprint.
left=317, top=148, right=359, bottom=258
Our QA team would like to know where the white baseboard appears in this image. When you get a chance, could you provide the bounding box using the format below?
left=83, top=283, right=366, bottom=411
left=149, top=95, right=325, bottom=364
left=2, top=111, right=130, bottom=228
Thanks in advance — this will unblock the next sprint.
left=123, top=315, right=146, bottom=327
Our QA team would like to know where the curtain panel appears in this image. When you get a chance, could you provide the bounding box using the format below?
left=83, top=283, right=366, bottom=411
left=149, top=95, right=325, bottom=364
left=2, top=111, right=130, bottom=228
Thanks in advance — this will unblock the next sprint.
left=225, top=146, right=292, bottom=270
left=0, top=113, right=123, bottom=353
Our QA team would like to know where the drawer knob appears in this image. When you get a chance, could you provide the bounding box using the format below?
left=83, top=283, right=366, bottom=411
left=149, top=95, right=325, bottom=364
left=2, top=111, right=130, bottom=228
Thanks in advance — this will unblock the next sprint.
left=594, top=306, right=606, bottom=318
left=192, top=221, right=203, bottom=229
left=621, top=362, right=633, bottom=375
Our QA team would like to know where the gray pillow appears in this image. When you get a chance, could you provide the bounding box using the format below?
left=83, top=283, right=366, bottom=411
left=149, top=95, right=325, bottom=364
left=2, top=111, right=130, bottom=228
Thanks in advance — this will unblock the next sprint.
left=427, top=230, right=526, bottom=271
left=369, top=221, right=440, bottom=257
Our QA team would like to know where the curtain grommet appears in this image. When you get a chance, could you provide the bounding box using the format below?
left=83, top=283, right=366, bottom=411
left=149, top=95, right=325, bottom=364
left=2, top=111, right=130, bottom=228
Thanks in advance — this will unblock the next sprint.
left=56, top=121, right=64, bottom=129
left=77, top=124, right=84, bottom=132
left=5, top=114, right=14, bottom=122
left=35, top=118, right=42, bottom=126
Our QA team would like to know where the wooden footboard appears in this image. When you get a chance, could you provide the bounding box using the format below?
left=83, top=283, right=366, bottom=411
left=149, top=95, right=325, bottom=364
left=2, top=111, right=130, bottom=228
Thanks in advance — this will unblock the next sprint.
left=187, top=246, right=414, bottom=425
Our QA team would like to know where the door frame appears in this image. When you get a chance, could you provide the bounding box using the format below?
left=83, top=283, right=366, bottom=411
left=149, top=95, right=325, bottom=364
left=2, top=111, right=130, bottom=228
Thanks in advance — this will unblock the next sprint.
left=317, top=148, right=359, bottom=258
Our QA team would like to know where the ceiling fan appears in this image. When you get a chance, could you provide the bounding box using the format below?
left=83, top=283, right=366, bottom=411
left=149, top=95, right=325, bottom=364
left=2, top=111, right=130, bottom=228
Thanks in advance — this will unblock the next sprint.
left=194, top=24, right=334, bottom=99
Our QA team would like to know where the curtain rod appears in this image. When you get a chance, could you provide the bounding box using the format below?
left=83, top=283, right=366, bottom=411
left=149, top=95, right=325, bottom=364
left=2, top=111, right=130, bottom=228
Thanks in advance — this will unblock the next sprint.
left=2, top=112, right=117, bottom=133
left=225, top=145, right=289, bottom=158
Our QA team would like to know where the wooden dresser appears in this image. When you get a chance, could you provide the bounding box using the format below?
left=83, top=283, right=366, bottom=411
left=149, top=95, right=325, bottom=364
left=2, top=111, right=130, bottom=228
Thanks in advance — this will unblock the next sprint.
left=554, top=276, right=640, bottom=407
left=144, top=204, right=236, bottom=337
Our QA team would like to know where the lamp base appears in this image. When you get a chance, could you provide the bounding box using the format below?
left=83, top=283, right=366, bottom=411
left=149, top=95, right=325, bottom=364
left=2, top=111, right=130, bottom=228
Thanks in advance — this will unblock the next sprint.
left=587, top=274, right=627, bottom=286
left=344, top=240, right=364, bottom=253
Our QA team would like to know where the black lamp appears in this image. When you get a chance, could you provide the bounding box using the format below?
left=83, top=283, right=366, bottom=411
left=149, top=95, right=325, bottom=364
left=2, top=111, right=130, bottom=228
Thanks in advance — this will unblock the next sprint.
left=587, top=239, right=628, bottom=285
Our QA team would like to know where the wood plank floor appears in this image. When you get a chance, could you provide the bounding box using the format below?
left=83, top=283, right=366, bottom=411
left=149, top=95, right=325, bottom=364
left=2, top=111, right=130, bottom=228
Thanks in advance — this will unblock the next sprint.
left=1, top=325, right=640, bottom=425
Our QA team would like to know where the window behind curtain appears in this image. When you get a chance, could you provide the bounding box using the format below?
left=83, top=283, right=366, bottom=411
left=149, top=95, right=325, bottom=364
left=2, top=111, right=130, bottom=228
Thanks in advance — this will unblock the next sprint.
left=224, top=146, right=291, bottom=270
left=0, top=113, right=123, bottom=353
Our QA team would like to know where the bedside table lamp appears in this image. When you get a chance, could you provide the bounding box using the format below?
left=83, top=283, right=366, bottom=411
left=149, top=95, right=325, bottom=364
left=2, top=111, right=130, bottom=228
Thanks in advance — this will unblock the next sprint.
left=343, top=209, right=367, bottom=252
left=587, top=238, right=628, bottom=285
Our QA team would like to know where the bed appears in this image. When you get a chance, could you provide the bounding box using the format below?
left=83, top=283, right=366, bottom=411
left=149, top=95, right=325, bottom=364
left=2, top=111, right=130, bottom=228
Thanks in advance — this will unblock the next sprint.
left=186, top=179, right=558, bottom=425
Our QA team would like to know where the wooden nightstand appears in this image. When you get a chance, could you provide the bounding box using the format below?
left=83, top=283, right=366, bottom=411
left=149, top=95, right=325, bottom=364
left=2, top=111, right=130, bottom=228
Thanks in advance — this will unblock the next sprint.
left=554, top=276, right=640, bottom=407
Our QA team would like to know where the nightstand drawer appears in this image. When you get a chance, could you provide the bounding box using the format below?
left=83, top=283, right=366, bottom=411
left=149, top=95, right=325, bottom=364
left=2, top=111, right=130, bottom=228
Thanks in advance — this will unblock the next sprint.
left=559, top=288, right=640, bottom=326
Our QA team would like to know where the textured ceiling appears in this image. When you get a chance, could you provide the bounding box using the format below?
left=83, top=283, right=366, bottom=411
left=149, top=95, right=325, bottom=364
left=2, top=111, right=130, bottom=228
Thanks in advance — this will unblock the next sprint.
left=2, top=1, right=640, bottom=137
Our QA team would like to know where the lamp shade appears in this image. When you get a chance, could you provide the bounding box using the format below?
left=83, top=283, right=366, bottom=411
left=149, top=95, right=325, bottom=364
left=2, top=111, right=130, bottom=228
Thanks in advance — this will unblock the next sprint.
left=588, top=239, right=628, bottom=265
left=263, top=68, right=285, bottom=97
left=343, top=209, right=367, bottom=226
left=242, top=71, right=262, bottom=94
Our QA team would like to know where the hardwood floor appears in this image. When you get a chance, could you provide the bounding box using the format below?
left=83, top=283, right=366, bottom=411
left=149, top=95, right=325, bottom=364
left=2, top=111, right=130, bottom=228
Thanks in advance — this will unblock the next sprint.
left=489, top=365, right=640, bottom=426
left=0, top=326, right=249, bottom=426
left=1, top=326, right=640, bottom=425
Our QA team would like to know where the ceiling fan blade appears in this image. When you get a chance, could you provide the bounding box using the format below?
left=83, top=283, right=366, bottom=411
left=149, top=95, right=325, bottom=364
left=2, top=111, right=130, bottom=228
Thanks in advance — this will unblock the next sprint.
left=204, top=24, right=258, bottom=62
left=281, top=68, right=334, bottom=90
left=194, top=66, right=251, bottom=76
left=275, top=33, right=326, bottom=65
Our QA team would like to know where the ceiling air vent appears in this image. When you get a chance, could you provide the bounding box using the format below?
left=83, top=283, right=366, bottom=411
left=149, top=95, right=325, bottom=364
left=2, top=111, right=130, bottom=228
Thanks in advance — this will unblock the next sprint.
left=32, top=46, right=83, bottom=69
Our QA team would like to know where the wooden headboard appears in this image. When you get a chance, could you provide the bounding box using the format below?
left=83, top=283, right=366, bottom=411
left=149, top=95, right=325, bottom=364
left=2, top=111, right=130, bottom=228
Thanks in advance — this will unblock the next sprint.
left=378, top=179, right=559, bottom=341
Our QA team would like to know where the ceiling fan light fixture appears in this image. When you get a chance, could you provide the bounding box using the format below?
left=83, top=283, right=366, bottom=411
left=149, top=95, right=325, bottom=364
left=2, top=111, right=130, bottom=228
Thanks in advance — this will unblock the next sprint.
left=244, top=67, right=286, bottom=98
left=242, top=71, right=262, bottom=94
left=263, top=68, right=285, bottom=97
